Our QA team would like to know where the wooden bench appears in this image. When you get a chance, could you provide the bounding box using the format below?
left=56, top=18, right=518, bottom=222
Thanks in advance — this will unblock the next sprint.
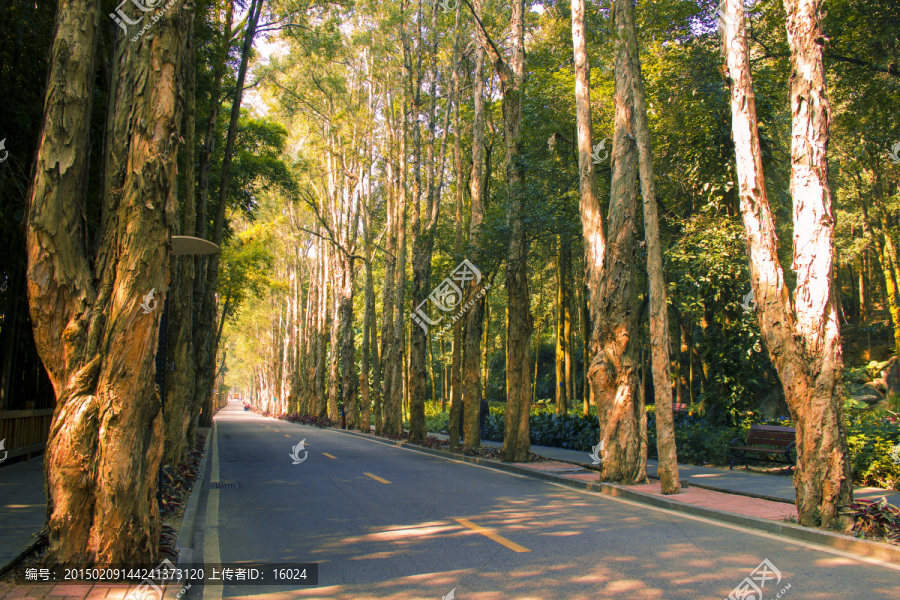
left=729, top=424, right=796, bottom=471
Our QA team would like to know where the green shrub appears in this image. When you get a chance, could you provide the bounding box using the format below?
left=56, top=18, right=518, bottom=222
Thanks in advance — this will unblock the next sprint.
left=845, top=411, right=900, bottom=491
left=482, top=406, right=599, bottom=451
left=420, top=400, right=900, bottom=491
left=647, top=412, right=745, bottom=465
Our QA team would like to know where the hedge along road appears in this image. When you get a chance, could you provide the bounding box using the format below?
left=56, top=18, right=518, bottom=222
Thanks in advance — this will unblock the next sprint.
left=188, top=399, right=900, bottom=600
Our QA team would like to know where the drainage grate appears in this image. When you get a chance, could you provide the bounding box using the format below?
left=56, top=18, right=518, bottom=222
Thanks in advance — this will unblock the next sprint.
left=211, top=481, right=238, bottom=489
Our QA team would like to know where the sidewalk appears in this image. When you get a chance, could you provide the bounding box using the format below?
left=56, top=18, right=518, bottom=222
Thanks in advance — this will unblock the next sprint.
left=426, top=430, right=900, bottom=507
left=0, top=455, right=45, bottom=574
left=428, top=433, right=900, bottom=506
left=1, top=428, right=898, bottom=598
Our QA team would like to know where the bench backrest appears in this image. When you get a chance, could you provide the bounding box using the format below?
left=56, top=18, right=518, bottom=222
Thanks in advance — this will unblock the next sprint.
left=746, top=424, right=795, bottom=448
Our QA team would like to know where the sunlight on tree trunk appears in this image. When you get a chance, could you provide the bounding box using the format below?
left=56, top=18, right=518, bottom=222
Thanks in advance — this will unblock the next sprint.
left=722, top=0, right=851, bottom=528
left=585, top=0, right=647, bottom=485
left=619, top=0, right=680, bottom=494
left=466, top=0, right=532, bottom=462
left=27, top=0, right=190, bottom=564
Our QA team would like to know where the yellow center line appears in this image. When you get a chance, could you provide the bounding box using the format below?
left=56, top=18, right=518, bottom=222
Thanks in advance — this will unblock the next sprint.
left=323, top=453, right=337, bottom=459
left=363, top=472, right=391, bottom=484
left=455, top=518, right=530, bottom=553
left=284, top=434, right=291, bottom=437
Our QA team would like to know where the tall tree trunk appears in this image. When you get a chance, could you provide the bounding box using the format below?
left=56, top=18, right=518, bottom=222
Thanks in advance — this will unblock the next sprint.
left=163, top=6, right=198, bottom=467
left=858, top=252, right=867, bottom=327
left=581, top=282, right=591, bottom=416
left=572, top=0, right=603, bottom=425
left=448, top=0, right=466, bottom=448
left=339, top=252, right=357, bottom=427
left=469, top=0, right=531, bottom=461
left=566, top=244, right=574, bottom=407
left=28, top=0, right=190, bottom=564
left=387, top=144, right=408, bottom=436
left=722, top=0, right=850, bottom=528
left=360, top=180, right=376, bottom=432
left=314, top=240, right=328, bottom=419
left=376, top=113, right=398, bottom=434
left=409, top=0, right=451, bottom=443
left=328, top=248, right=341, bottom=421
left=555, top=237, right=569, bottom=415
left=585, top=0, right=647, bottom=484
left=872, top=198, right=900, bottom=356
left=459, top=0, right=488, bottom=451
left=619, top=0, right=680, bottom=494
left=189, top=0, right=234, bottom=428
left=189, top=0, right=233, bottom=441
left=533, top=268, right=544, bottom=405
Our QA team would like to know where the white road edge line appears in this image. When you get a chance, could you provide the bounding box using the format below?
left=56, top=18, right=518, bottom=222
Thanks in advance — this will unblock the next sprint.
left=202, top=420, right=223, bottom=600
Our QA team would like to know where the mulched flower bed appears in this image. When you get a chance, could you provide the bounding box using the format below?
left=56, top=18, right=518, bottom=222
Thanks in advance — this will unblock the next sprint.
left=158, top=434, right=206, bottom=559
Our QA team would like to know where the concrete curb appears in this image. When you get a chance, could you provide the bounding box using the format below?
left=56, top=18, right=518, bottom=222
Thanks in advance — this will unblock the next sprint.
left=286, top=421, right=900, bottom=566
left=164, top=425, right=212, bottom=600
left=512, top=453, right=803, bottom=505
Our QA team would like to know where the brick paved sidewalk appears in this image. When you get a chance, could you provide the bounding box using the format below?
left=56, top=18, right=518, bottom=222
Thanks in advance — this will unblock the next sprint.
left=0, top=582, right=150, bottom=600
left=516, top=461, right=799, bottom=522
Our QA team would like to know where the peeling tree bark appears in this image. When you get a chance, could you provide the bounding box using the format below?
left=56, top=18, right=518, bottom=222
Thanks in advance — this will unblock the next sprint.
left=722, top=0, right=851, bottom=528
left=618, top=0, right=680, bottom=494
left=27, top=0, right=190, bottom=564
left=585, top=0, right=647, bottom=485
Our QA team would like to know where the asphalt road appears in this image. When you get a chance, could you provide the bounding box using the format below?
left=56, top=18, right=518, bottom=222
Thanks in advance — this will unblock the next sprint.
left=189, top=400, right=900, bottom=600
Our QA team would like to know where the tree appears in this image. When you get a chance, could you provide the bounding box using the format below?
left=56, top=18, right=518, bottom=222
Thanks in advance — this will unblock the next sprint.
left=721, top=0, right=851, bottom=528
left=584, top=0, right=647, bottom=485
left=163, top=2, right=199, bottom=468
left=555, top=236, right=572, bottom=415
left=459, top=0, right=488, bottom=451
left=466, top=0, right=532, bottom=461
left=570, top=0, right=603, bottom=429
left=26, top=0, right=191, bottom=564
left=409, top=0, right=451, bottom=443
left=619, top=0, right=680, bottom=494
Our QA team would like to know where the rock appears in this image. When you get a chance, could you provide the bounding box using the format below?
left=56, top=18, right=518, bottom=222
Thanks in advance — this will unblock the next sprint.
left=863, top=381, right=886, bottom=399
left=852, top=394, right=882, bottom=406
left=881, top=356, right=900, bottom=397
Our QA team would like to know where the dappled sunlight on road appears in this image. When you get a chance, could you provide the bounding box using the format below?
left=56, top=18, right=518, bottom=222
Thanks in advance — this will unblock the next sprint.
left=206, top=403, right=900, bottom=599
left=229, top=490, right=774, bottom=598
left=220, top=558, right=696, bottom=599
